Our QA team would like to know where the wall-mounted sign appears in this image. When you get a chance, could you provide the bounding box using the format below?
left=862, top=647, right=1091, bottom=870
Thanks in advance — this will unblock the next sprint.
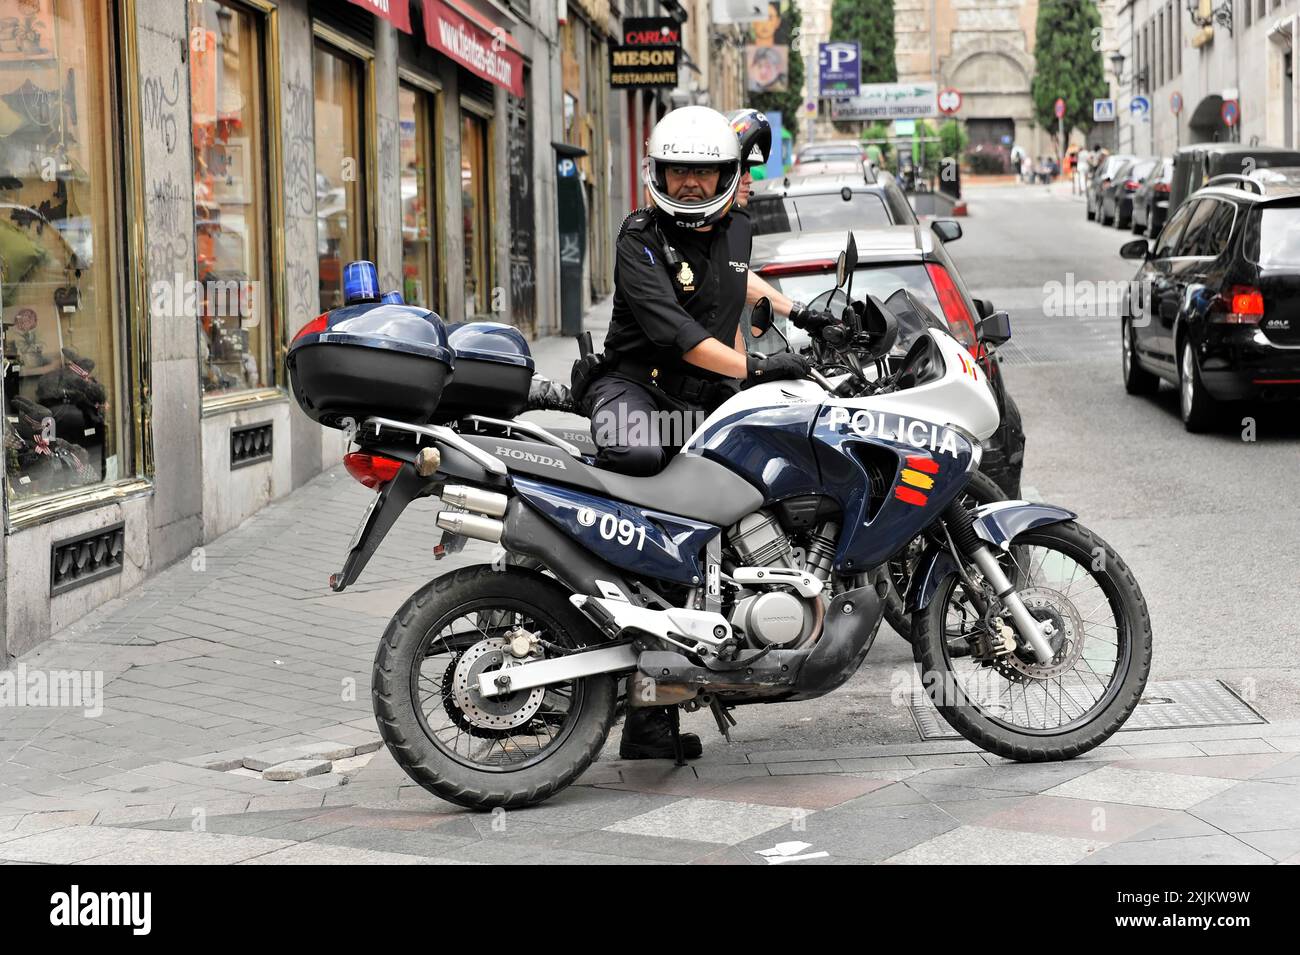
left=425, top=0, right=524, bottom=97
left=937, top=87, right=962, bottom=114
left=1221, top=99, right=1239, bottom=128
left=746, top=44, right=789, bottom=93
left=346, top=0, right=412, bottom=33
left=818, top=42, right=859, bottom=97
left=1170, top=91, right=1184, bottom=115
left=1093, top=98, right=1116, bottom=122
left=610, top=45, right=680, bottom=88
left=829, top=83, right=937, bottom=121
left=622, top=16, right=680, bottom=46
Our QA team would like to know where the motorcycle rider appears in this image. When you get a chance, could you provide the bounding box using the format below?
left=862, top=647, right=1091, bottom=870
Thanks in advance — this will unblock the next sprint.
left=572, top=106, right=834, bottom=760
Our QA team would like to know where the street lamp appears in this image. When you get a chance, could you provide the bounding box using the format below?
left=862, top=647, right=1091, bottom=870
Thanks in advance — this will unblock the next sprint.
left=1108, top=51, right=1148, bottom=92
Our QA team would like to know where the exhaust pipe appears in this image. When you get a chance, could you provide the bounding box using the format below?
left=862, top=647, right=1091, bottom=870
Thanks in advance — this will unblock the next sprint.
left=435, top=510, right=503, bottom=543
left=442, top=484, right=507, bottom=517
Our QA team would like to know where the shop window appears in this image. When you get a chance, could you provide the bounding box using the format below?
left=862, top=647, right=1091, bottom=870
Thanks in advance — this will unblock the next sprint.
left=313, top=39, right=368, bottom=310
left=461, top=109, right=491, bottom=318
left=1, top=1, right=130, bottom=503
left=398, top=84, right=437, bottom=311
left=189, top=0, right=272, bottom=396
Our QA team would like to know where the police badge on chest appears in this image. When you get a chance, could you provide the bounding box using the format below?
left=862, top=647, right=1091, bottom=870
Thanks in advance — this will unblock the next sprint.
left=676, top=261, right=696, bottom=293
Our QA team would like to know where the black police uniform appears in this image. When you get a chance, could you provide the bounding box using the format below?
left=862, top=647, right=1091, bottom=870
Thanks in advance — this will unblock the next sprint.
left=585, top=205, right=753, bottom=476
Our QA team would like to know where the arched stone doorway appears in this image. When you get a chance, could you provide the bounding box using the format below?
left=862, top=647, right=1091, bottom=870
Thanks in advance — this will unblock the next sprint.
left=1188, top=94, right=1232, bottom=143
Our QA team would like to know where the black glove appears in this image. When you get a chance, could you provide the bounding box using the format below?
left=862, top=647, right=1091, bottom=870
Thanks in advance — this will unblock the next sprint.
left=743, top=352, right=810, bottom=389
left=569, top=353, right=608, bottom=411
left=526, top=374, right=577, bottom=414
left=788, top=302, right=837, bottom=334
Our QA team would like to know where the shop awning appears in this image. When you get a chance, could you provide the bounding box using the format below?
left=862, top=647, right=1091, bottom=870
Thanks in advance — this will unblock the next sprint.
left=346, top=0, right=413, bottom=34
left=424, top=0, right=525, bottom=97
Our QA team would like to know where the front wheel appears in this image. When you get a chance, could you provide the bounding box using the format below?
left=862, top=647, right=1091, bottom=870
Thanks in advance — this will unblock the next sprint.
left=911, top=520, right=1152, bottom=761
left=372, top=565, right=618, bottom=809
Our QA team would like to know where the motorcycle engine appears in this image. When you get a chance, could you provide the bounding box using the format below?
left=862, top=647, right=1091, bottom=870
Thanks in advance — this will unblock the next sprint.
left=725, top=510, right=819, bottom=648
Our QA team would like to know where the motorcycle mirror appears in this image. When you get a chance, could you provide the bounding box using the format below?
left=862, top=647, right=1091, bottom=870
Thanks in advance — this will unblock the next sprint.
left=977, top=310, right=1013, bottom=346
left=841, top=232, right=858, bottom=302
left=750, top=297, right=774, bottom=338
left=835, top=252, right=848, bottom=288
left=856, top=294, right=899, bottom=361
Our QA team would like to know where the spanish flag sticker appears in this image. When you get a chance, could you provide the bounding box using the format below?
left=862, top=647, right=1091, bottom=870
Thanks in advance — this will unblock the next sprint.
left=895, top=455, right=939, bottom=507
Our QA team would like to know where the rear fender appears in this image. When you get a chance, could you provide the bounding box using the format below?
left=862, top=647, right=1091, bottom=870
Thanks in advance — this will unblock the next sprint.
left=905, top=501, right=1077, bottom=612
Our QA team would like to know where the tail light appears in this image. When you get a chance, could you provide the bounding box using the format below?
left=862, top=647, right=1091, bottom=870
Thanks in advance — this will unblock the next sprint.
left=925, top=263, right=979, bottom=354
left=1124, top=180, right=1139, bottom=191
left=1154, top=182, right=1171, bottom=194
left=756, top=259, right=838, bottom=278
left=292, top=313, right=328, bottom=342
left=1211, top=285, right=1265, bottom=325
left=344, top=452, right=402, bottom=490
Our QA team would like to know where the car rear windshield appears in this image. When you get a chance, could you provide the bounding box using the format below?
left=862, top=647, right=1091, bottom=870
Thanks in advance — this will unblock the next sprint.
left=749, top=192, right=892, bottom=235
left=1256, top=205, right=1300, bottom=267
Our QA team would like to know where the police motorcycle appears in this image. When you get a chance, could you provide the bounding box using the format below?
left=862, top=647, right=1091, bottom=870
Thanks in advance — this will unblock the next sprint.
left=287, top=255, right=1153, bottom=810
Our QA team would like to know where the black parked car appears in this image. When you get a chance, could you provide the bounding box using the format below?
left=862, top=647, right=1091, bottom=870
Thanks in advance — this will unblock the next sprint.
left=1087, top=154, right=1136, bottom=222
left=1167, top=144, right=1300, bottom=218
left=749, top=224, right=1025, bottom=495
left=1100, top=157, right=1158, bottom=229
left=1120, top=174, right=1300, bottom=431
left=1131, top=157, right=1173, bottom=236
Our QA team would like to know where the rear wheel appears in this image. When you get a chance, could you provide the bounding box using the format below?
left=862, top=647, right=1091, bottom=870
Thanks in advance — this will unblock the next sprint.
left=372, top=565, right=618, bottom=810
left=911, top=521, right=1151, bottom=761
left=1179, top=340, right=1217, bottom=432
left=1122, top=316, right=1159, bottom=395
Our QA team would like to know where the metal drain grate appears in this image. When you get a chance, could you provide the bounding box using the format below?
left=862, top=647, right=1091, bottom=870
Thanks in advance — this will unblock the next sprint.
left=910, top=679, right=1265, bottom=741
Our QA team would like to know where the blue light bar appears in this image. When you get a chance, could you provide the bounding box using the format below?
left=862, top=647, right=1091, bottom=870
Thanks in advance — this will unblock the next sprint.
left=343, top=261, right=379, bottom=304
left=381, top=290, right=405, bottom=305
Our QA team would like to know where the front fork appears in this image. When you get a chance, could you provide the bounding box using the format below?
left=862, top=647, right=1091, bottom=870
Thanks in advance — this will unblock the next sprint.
left=944, top=503, right=1057, bottom=664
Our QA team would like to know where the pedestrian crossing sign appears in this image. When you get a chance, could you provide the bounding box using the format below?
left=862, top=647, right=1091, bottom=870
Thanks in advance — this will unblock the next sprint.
left=1093, top=99, right=1116, bottom=122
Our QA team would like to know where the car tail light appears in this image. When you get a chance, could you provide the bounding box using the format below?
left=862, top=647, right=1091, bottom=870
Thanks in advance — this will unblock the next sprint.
left=755, top=259, right=839, bottom=278
left=1154, top=182, right=1171, bottom=194
left=925, top=263, right=979, bottom=354
left=1212, top=285, right=1265, bottom=324
left=1124, top=180, right=1139, bottom=191
left=292, top=313, right=329, bottom=342
left=344, top=452, right=402, bottom=491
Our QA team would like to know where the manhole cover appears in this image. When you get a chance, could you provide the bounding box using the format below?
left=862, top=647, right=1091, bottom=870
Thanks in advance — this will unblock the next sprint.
left=910, top=679, right=1265, bottom=741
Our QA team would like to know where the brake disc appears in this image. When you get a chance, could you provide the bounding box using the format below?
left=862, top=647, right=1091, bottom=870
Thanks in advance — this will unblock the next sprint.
left=990, top=586, right=1086, bottom=682
left=450, top=637, right=545, bottom=730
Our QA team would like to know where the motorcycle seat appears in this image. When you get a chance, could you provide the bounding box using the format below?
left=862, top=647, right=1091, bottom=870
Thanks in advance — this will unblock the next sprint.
left=459, top=433, right=762, bottom=527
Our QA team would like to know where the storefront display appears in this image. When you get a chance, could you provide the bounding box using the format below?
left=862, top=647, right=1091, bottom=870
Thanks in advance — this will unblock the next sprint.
left=398, top=84, right=437, bottom=311
left=460, top=108, right=489, bottom=318
left=189, top=0, right=271, bottom=397
left=0, top=0, right=126, bottom=503
left=313, top=38, right=368, bottom=311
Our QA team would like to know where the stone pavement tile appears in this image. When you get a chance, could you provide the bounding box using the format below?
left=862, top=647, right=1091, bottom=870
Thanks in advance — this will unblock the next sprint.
left=1044, top=767, right=1238, bottom=810
left=263, top=759, right=331, bottom=781
left=238, top=842, right=449, bottom=865
left=1079, top=834, right=1273, bottom=865
left=690, top=763, right=771, bottom=782
left=311, top=806, right=466, bottom=831
left=1114, top=741, right=1205, bottom=759
left=905, top=781, right=1044, bottom=805
left=689, top=844, right=759, bottom=865
left=1124, top=814, right=1224, bottom=842
left=605, top=797, right=800, bottom=845
left=239, top=815, right=360, bottom=842
left=501, top=788, right=680, bottom=830
left=1252, top=754, right=1300, bottom=782
left=561, top=828, right=721, bottom=863
left=1189, top=781, right=1300, bottom=834
left=245, top=792, right=327, bottom=813
left=765, top=760, right=844, bottom=776
left=835, top=756, right=916, bottom=773
left=737, top=802, right=957, bottom=863
left=312, top=825, right=479, bottom=857
left=570, top=763, right=621, bottom=786
left=904, top=753, right=989, bottom=770
left=929, top=794, right=1032, bottom=826
left=888, top=825, right=1104, bottom=865
left=0, top=825, right=160, bottom=862
left=6, top=810, right=99, bottom=836
left=598, top=768, right=719, bottom=799
left=1111, top=753, right=1293, bottom=780
left=72, top=831, right=298, bottom=865
left=1235, top=829, right=1300, bottom=862
left=93, top=804, right=176, bottom=826
left=903, top=760, right=1101, bottom=795
left=442, top=840, right=662, bottom=865
left=830, top=782, right=929, bottom=811
left=1194, top=739, right=1279, bottom=756
left=973, top=794, right=1186, bottom=843
left=704, top=774, right=892, bottom=810
left=293, top=773, right=348, bottom=790
left=1266, top=737, right=1300, bottom=753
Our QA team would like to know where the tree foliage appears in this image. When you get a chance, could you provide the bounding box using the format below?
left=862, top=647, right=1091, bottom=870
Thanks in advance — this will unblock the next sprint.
left=1030, top=0, right=1109, bottom=139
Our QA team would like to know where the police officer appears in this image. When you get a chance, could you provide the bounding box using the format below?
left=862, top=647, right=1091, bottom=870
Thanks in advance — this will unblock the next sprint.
left=570, top=106, right=814, bottom=759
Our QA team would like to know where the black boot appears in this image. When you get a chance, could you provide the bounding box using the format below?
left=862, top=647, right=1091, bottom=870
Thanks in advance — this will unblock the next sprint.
left=619, top=706, right=702, bottom=760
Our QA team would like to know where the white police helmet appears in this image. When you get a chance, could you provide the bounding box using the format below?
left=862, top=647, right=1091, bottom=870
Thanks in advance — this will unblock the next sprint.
left=642, top=106, right=742, bottom=229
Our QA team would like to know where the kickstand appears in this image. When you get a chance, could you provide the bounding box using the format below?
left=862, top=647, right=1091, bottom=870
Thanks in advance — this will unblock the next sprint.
left=668, top=706, right=686, bottom=767
left=708, top=697, right=737, bottom=743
